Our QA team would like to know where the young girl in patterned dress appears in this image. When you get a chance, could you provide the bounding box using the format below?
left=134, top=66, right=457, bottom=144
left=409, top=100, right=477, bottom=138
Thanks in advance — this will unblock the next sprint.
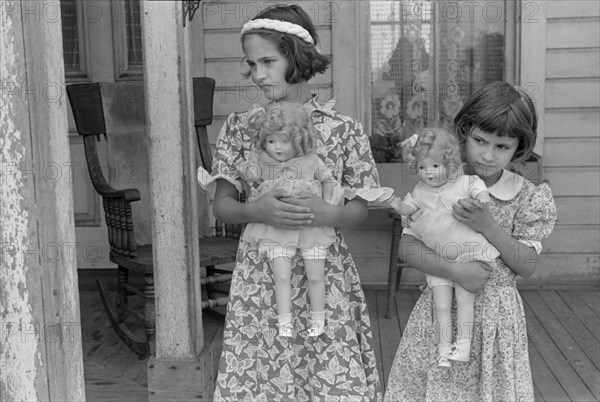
left=384, top=81, right=558, bottom=401
left=198, top=5, right=384, bottom=401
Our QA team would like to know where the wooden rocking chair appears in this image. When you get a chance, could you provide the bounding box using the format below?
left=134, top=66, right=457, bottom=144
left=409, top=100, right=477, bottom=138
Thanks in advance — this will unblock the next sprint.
left=67, top=82, right=237, bottom=356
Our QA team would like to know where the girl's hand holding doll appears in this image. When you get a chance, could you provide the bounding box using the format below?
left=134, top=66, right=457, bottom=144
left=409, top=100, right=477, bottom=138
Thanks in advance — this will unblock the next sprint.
left=214, top=181, right=314, bottom=229
left=453, top=197, right=497, bottom=235
left=253, top=187, right=314, bottom=228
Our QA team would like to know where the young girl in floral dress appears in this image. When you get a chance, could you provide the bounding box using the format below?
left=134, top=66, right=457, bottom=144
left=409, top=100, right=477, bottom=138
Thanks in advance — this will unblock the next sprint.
left=384, top=81, right=558, bottom=401
left=198, top=5, right=384, bottom=400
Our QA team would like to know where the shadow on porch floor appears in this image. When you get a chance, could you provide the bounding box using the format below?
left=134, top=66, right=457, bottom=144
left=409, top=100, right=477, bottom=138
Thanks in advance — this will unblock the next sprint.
left=81, top=288, right=599, bottom=401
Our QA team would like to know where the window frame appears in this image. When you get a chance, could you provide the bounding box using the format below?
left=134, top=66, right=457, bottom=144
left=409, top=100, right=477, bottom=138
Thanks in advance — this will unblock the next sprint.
left=111, top=0, right=144, bottom=81
left=364, top=0, right=522, bottom=137
left=61, top=0, right=92, bottom=82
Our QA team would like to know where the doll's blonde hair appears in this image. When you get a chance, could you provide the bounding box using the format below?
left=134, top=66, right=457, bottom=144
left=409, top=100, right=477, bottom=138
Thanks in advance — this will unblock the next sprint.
left=403, top=127, right=462, bottom=173
left=247, top=102, right=316, bottom=157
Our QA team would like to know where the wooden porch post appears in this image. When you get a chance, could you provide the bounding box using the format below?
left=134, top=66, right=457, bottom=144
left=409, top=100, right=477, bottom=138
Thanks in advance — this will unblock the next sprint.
left=140, top=1, right=212, bottom=400
left=0, top=1, right=85, bottom=400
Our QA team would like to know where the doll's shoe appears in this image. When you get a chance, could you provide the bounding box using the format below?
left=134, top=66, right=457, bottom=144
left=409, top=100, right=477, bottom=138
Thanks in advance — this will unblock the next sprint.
left=308, top=321, right=325, bottom=337
left=277, top=322, right=294, bottom=338
left=449, top=341, right=471, bottom=362
left=437, top=354, right=452, bottom=369
left=437, top=346, right=452, bottom=369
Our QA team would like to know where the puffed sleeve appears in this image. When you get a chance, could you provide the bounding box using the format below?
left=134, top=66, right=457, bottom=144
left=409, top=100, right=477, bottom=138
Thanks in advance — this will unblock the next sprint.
left=339, top=119, right=394, bottom=202
left=512, top=182, right=558, bottom=254
left=197, top=112, right=248, bottom=194
left=467, top=175, right=489, bottom=199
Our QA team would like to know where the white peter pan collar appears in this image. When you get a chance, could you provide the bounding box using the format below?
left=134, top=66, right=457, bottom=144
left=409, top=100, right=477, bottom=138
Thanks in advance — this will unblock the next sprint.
left=487, top=169, right=525, bottom=201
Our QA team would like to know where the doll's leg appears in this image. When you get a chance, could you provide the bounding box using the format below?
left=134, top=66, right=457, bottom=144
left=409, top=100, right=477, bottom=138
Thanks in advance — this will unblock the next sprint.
left=449, top=284, right=475, bottom=362
left=429, top=278, right=454, bottom=369
left=304, top=258, right=326, bottom=337
left=266, top=244, right=296, bottom=337
left=302, top=244, right=328, bottom=337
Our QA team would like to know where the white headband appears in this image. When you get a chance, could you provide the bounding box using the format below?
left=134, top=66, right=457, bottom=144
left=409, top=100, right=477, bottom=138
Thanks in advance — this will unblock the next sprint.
left=241, top=18, right=314, bottom=45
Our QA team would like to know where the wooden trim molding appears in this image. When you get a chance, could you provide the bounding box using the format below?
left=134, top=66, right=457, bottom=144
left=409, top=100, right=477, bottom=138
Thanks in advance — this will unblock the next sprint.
left=519, top=0, right=547, bottom=156
left=331, top=1, right=372, bottom=131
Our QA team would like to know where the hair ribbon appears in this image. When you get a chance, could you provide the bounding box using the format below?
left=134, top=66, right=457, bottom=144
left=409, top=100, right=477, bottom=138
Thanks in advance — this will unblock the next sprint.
left=241, top=18, right=315, bottom=45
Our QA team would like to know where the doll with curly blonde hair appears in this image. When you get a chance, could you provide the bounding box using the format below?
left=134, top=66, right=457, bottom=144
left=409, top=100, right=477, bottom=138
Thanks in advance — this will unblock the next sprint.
left=238, top=101, right=342, bottom=338
left=389, top=127, right=500, bottom=368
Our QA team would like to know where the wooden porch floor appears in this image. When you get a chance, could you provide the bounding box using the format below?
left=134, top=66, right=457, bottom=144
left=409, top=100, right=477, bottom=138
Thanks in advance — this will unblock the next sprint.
left=81, top=288, right=599, bottom=401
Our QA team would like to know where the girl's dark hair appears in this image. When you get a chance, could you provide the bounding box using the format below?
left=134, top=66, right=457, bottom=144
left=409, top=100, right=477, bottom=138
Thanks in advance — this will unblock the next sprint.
left=454, top=81, right=538, bottom=162
left=241, top=5, right=330, bottom=83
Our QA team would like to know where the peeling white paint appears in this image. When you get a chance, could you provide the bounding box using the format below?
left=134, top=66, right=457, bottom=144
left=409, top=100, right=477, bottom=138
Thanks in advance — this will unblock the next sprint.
left=0, top=11, right=41, bottom=402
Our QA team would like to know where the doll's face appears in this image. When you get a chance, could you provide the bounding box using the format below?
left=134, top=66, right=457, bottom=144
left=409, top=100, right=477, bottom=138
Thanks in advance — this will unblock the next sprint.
left=417, top=157, right=449, bottom=187
left=265, top=133, right=296, bottom=162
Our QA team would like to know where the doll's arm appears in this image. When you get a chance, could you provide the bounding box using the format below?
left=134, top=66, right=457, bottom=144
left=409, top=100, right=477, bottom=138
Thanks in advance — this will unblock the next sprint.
left=321, top=180, right=336, bottom=204
left=469, top=176, right=491, bottom=204
left=317, top=158, right=340, bottom=205
left=474, top=190, right=491, bottom=205
left=388, top=196, right=419, bottom=216
left=388, top=189, right=420, bottom=216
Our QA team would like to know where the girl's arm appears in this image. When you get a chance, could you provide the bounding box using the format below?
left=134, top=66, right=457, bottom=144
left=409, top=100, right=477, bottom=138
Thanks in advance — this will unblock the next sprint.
left=213, top=179, right=314, bottom=228
left=283, top=194, right=368, bottom=228
left=399, top=235, right=493, bottom=292
left=453, top=198, right=538, bottom=278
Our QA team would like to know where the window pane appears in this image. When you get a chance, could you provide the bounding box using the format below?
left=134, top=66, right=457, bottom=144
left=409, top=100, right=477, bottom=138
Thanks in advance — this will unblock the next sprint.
left=61, top=0, right=80, bottom=73
left=370, top=0, right=509, bottom=163
left=125, top=0, right=143, bottom=67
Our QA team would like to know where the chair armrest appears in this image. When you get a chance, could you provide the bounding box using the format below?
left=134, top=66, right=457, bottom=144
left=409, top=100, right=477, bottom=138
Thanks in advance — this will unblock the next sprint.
left=94, top=183, right=141, bottom=203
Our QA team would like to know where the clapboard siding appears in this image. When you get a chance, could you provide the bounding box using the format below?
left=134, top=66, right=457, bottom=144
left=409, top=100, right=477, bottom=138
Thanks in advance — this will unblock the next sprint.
left=541, top=2, right=599, bottom=285
left=545, top=109, right=599, bottom=138
left=546, top=18, right=600, bottom=49
left=546, top=0, right=600, bottom=19
left=545, top=138, right=600, bottom=167
left=555, top=197, right=600, bottom=225
left=202, top=1, right=334, bottom=30
left=533, top=254, right=600, bottom=281
left=545, top=168, right=600, bottom=197
left=545, top=78, right=600, bottom=109
left=546, top=49, right=600, bottom=78
left=544, top=226, right=600, bottom=254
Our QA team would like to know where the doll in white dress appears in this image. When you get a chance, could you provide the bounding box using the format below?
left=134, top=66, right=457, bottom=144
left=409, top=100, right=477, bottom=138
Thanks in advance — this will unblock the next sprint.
left=239, top=102, right=343, bottom=338
left=389, top=128, right=500, bottom=368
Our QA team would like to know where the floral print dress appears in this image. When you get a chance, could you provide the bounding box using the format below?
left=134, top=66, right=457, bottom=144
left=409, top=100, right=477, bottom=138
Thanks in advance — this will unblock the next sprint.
left=198, top=98, right=383, bottom=401
left=384, top=170, right=557, bottom=402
